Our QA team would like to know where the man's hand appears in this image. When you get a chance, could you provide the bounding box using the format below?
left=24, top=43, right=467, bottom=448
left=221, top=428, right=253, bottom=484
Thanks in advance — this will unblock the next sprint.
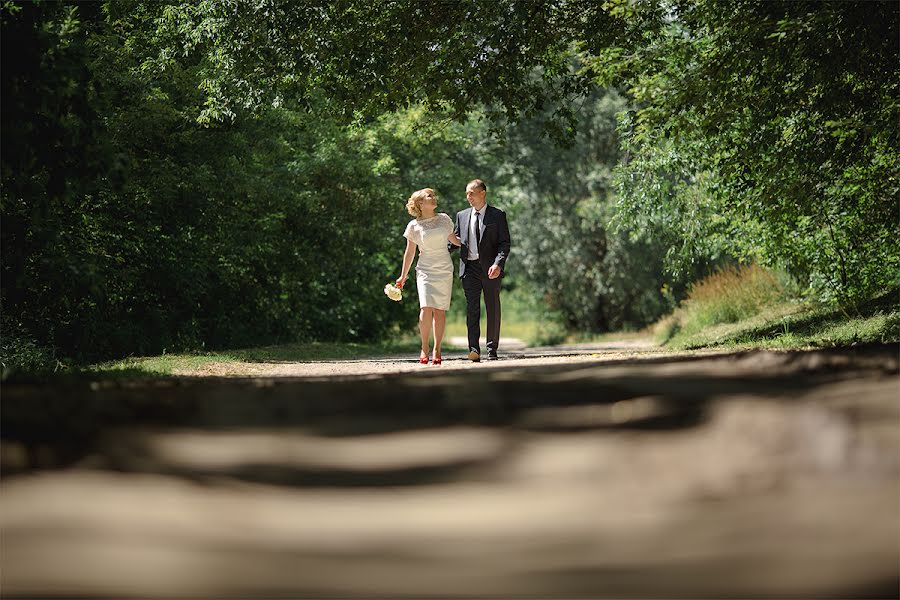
left=488, top=265, right=501, bottom=279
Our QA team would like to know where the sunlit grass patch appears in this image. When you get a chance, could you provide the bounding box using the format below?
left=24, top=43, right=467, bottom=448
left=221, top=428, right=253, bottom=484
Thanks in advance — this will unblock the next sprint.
left=810, top=312, right=899, bottom=345
left=444, top=318, right=567, bottom=347
left=741, top=310, right=900, bottom=350
left=662, top=300, right=807, bottom=348
left=89, top=354, right=210, bottom=376
left=652, top=263, right=898, bottom=351
left=83, top=337, right=425, bottom=378
left=667, top=293, right=898, bottom=351
left=563, top=329, right=656, bottom=345
left=443, top=284, right=568, bottom=346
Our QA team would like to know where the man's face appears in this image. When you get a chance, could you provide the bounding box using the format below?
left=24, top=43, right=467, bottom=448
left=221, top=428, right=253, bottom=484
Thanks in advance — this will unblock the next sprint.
left=466, top=184, right=486, bottom=209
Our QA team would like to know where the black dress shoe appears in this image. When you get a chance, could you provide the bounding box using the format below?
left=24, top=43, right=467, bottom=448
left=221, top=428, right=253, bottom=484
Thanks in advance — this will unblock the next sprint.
left=487, top=353, right=499, bottom=360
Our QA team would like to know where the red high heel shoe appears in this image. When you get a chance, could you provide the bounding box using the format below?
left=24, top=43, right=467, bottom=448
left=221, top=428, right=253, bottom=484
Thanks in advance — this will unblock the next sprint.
left=419, top=352, right=429, bottom=364
left=431, top=353, right=442, bottom=365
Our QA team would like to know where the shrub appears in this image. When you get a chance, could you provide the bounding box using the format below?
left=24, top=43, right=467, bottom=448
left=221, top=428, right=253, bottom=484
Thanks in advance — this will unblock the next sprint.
left=657, top=264, right=787, bottom=342
left=0, top=323, right=59, bottom=380
left=685, top=265, right=784, bottom=326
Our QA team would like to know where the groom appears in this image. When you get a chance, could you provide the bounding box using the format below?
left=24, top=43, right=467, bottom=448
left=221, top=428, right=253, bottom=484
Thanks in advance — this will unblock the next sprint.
left=450, top=179, right=511, bottom=362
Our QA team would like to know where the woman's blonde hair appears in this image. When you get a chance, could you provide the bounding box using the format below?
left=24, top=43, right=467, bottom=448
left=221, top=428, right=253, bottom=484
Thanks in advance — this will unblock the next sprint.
left=406, top=188, right=435, bottom=218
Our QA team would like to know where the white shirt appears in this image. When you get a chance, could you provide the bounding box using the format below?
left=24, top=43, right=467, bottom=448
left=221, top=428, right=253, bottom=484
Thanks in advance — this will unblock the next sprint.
left=467, top=206, right=485, bottom=260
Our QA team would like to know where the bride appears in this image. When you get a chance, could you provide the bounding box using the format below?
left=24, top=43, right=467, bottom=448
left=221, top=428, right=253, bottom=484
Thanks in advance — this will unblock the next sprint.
left=396, top=188, right=461, bottom=364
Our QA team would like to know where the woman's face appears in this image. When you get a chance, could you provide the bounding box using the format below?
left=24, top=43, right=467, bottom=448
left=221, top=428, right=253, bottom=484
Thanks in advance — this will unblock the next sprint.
left=422, top=190, right=437, bottom=209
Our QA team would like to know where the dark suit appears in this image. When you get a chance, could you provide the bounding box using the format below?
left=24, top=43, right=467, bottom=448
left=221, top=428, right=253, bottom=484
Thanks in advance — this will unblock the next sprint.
left=450, top=204, right=511, bottom=356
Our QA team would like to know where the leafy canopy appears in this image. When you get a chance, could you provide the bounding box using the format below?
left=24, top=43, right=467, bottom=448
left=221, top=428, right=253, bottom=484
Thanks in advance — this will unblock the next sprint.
left=145, top=0, right=899, bottom=303
left=131, top=0, right=593, bottom=133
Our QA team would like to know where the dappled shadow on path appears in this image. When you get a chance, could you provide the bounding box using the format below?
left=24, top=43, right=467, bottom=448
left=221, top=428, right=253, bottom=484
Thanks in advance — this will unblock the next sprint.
left=4, top=345, right=886, bottom=479
left=1, top=345, right=898, bottom=598
left=3, top=343, right=896, bottom=477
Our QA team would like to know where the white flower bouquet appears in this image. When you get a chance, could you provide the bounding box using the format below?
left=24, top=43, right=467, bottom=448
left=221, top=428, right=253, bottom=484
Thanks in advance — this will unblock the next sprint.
left=383, top=282, right=403, bottom=301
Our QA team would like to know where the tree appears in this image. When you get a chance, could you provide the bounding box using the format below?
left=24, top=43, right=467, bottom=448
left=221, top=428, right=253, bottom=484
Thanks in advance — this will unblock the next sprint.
left=589, top=0, right=900, bottom=304
left=5, top=0, right=897, bottom=374
left=147, top=0, right=898, bottom=304
left=1, top=1, right=485, bottom=366
left=490, top=88, right=713, bottom=332
left=132, top=0, right=592, bottom=132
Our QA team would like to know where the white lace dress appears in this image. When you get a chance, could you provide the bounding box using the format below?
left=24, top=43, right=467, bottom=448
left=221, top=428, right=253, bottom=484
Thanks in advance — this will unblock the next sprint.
left=403, top=213, right=454, bottom=310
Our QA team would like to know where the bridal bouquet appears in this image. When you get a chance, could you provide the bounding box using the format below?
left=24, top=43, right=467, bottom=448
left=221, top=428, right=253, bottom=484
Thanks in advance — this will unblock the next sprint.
left=383, top=282, right=403, bottom=302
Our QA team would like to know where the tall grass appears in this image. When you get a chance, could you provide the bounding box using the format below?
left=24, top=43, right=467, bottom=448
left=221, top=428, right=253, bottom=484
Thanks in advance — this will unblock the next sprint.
left=655, top=264, right=787, bottom=343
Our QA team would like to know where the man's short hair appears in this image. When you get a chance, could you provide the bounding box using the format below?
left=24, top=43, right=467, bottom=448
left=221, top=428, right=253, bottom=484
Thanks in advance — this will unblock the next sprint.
left=467, top=179, right=487, bottom=193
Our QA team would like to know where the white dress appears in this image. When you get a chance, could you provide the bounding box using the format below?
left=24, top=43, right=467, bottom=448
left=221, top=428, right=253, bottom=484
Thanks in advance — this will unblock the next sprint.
left=404, top=213, right=454, bottom=310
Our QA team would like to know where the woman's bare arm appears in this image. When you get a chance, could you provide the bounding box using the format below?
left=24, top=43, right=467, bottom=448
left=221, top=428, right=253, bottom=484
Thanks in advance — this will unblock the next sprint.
left=396, top=238, right=417, bottom=287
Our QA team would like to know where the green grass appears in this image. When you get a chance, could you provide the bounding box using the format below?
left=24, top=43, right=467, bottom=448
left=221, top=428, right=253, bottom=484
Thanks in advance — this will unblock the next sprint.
left=559, top=329, right=657, bottom=345
left=444, top=283, right=568, bottom=346
left=60, top=304, right=569, bottom=379
left=70, top=337, right=428, bottom=379
left=661, top=292, right=899, bottom=351
left=642, top=265, right=898, bottom=351
left=86, top=312, right=562, bottom=379
left=86, top=313, right=564, bottom=378
left=4, top=306, right=559, bottom=381
left=444, top=317, right=566, bottom=347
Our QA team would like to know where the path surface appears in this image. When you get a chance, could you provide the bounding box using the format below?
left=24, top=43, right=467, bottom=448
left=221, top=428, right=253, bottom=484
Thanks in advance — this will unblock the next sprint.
left=177, top=337, right=679, bottom=378
left=1, top=342, right=898, bottom=598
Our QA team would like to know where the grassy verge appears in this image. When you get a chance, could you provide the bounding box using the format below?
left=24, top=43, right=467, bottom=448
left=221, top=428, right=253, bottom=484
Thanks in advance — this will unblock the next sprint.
left=82, top=311, right=561, bottom=379
left=4, top=311, right=556, bottom=382
left=652, top=264, right=899, bottom=350
left=0, top=336, right=431, bottom=381
left=82, top=337, right=431, bottom=378
left=664, top=299, right=899, bottom=350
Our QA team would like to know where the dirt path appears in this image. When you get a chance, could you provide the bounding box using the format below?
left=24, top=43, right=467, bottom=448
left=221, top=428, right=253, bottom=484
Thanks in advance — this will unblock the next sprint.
left=175, top=337, right=694, bottom=378
left=1, top=344, right=898, bottom=598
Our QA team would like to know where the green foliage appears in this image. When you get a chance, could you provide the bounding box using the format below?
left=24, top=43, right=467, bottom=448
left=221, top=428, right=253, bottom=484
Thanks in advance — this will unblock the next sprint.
left=142, top=0, right=899, bottom=311
left=594, top=1, right=900, bottom=305
left=656, top=264, right=788, bottom=343
left=0, top=318, right=59, bottom=379
left=4, top=0, right=896, bottom=372
left=138, top=0, right=592, bottom=134
left=484, top=88, right=714, bottom=332
left=0, top=2, right=470, bottom=363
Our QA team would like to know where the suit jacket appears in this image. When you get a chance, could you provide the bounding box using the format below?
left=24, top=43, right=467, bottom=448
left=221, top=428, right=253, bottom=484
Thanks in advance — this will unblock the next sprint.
left=450, top=204, right=511, bottom=279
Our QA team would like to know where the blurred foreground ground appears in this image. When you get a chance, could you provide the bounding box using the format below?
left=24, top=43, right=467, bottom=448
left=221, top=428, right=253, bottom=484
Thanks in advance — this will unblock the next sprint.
left=1, top=343, right=898, bottom=598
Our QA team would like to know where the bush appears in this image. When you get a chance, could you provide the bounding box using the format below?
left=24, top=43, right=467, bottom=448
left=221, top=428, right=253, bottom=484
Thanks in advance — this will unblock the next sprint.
left=657, top=264, right=787, bottom=342
left=0, top=322, right=59, bottom=380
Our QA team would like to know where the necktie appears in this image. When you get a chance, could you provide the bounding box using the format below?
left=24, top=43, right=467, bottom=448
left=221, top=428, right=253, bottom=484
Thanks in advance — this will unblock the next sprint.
left=474, top=211, right=481, bottom=242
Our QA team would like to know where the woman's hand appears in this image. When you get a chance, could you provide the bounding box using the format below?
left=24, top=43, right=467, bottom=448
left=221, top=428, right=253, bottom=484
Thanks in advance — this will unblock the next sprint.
left=448, top=233, right=462, bottom=246
left=395, top=276, right=405, bottom=288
